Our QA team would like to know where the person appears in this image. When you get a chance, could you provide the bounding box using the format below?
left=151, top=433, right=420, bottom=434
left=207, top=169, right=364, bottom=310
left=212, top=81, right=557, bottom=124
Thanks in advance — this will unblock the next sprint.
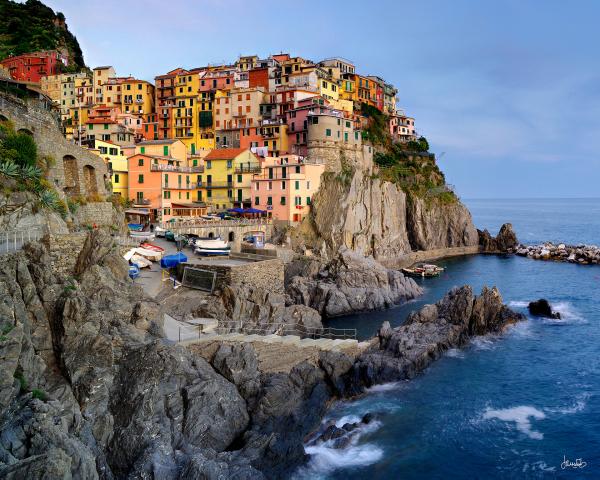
left=150, top=223, right=155, bottom=233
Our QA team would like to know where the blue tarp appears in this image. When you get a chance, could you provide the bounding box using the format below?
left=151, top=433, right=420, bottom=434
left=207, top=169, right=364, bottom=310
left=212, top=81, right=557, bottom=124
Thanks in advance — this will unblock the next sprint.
left=160, top=252, right=188, bottom=269
left=128, top=223, right=143, bottom=231
left=243, top=208, right=266, bottom=214
left=228, top=208, right=244, bottom=213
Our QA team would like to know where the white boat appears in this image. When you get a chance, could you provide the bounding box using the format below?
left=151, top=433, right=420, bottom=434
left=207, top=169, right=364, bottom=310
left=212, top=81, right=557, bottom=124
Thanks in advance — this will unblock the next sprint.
left=195, top=239, right=230, bottom=250
left=129, top=231, right=155, bottom=241
left=129, top=254, right=152, bottom=269
left=133, top=247, right=163, bottom=262
left=154, top=226, right=166, bottom=237
left=194, top=247, right=231, bottom=256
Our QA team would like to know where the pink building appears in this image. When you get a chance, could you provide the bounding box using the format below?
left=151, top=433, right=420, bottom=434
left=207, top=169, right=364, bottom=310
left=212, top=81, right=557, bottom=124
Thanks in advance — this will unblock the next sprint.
left=252, top=154, right=325, bottom=224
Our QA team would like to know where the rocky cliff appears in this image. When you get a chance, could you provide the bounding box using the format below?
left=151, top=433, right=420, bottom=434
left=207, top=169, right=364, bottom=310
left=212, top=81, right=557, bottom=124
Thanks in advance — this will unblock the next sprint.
left=294, top=157, right=478, bottom=262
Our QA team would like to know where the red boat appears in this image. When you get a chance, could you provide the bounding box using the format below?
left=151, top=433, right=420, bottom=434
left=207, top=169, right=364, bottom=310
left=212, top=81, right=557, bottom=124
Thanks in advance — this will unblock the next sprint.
left=140, top=243, right=165, bottom=252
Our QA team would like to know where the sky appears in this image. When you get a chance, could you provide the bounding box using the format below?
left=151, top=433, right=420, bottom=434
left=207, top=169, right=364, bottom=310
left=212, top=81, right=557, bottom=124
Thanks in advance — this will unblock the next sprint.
left=38, top=0, right=600, bottom=198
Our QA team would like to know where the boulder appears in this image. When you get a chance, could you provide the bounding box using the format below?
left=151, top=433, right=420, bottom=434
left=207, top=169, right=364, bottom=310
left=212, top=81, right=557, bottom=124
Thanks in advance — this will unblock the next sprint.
left=478, top=223, right=518, bottom=252
left=528, top=299, right=561, bottom=319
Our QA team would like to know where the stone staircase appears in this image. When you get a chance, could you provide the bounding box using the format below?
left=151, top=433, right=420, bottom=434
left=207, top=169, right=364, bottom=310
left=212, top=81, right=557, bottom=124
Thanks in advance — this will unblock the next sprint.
left=182, top=333, right=371, bottom=374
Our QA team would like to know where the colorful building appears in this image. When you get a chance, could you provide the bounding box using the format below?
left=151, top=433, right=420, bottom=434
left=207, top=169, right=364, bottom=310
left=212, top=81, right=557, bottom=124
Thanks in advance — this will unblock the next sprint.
left=90, top=139, right=129, bottom=197
left=1, top=50, right=69, bottom=83
left=252, top=155, right=325, bottom=224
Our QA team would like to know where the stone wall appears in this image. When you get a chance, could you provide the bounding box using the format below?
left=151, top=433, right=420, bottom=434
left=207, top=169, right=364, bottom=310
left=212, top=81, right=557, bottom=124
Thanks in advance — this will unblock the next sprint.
left=380, top=245, right=480, bottom=270
left=179, top=257, right=284, bottom=293
left=0, top=93, right=109, bottom=198
left=43, top=232, right=88, bottom=277
left=167, top=223, right=274, bottom=252
left=74, top=202, right=117, bottom=227
left=307, top=140, right=373, bottom=172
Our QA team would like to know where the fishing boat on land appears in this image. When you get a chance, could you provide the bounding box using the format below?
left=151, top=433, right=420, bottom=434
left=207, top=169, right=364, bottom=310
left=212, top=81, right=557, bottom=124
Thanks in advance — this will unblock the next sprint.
left=154, top=226, right=166, bottom=237
left=129, top=231, right=155, bottom=241
left=194, top=238, right=231, bottom=256
left=140, top=243, right=165, bottom=253
left=402, top=263, right=445, bottom=278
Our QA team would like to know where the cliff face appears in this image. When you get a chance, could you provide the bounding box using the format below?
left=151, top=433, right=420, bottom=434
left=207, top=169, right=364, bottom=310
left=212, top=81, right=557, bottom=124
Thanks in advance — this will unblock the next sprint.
left=297, top=158, right=478, bottom=261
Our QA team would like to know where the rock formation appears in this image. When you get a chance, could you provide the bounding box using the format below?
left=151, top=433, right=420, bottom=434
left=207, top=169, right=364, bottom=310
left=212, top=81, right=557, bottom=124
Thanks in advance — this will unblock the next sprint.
left=348, top=286, right=524, bottom=389
left=295, top=166, right=478, bottom=262
left=515, top=242, right=600, bottom=264
left=528, top=299, right=561, bottom=319
left=286, top=248, right=422, bottom=317
left=478, top=223, right=519, bottom=252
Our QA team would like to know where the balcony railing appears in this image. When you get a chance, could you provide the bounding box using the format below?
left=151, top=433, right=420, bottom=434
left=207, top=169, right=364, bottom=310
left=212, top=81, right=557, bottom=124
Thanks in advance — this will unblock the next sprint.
left=235, top=164, right=262, bottom=173
left=133, top=198, right=151, bottom=206
left=205, top=182, right=233, bottom=189
left=151, top=164, right=204, bottom=173
left=164, top=182, right=203, bottom=190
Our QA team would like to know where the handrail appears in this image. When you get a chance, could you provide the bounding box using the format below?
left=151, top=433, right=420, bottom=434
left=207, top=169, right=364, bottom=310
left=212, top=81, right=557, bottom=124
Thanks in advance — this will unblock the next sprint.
left=0, top=228, right=44, bottom=255
left=209, top=320, right=357, bottom=340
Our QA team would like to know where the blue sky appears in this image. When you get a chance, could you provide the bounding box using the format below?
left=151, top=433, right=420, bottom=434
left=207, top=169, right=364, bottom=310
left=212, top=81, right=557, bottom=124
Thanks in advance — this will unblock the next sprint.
left=42, top=0, right=600, bottom=198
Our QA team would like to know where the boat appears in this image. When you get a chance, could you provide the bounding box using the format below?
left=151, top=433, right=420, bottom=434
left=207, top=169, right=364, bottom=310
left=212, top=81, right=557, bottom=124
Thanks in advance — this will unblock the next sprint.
left=402, top=263, right=445, bottom=278
left=195, top=239, right=230, bottom=250
left=133, top=247, right=163, bottom=262
left=194, top=248, right=231, bottom=256
left=140, top=243, right=165, bottom=253
left=154, top=226, right=166, bottom=237
left=128, top=265, right=140, bottom=280
left=165, top=230, right=175, bottom=241
left=160, top=252, right=188, bottom=269
left=129, top=231, right=155, bottom=241
left=128, top=223, right=143, bottom=232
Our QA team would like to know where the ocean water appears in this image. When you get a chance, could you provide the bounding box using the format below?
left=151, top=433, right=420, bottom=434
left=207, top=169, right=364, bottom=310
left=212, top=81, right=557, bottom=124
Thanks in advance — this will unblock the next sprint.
left=301, top=199, right=600, bottom=479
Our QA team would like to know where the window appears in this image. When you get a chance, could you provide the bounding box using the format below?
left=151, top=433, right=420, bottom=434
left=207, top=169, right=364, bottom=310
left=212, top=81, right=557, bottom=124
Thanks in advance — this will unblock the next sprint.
left=114, top=174, right=120, bottom=183
left=104, top=124, right=109, bottom=130
left=267, top=196, right=272, bottom=206
left=207, top=190, right=212, bottom=198
left=136, top=192, right=143, bottom=202
left=294, top=196, right=302, bottom=206
left=295, top=180, right=300, bottom=190
left=164, top=191, right=171, bottom=199
left=140, top=146, right=145, bottom=154
left=307, top=197, right=311, bottom=205
left=193, top=159, right=198, bottom=166
left=255, top=196, right=260, bottom=205
left=281, top=181, right=286, bottom=190
left=163, top=146, right=169, bottom=156
left=227, top=160, right=232, bottom=169
left=88, top=124, right=93, bottom=130
left=280, top=196, right=286, bottom=205
left=237, top=174, right=242, bottom=183
left=325, top=128, right=331, bottom=137
left=307, top=181, right=311, bottom=189
left=138, top=158, right=144, bottom=166
left=206, top=160, right=212, bottom=169
left=138, top=174, right=144, bottom=183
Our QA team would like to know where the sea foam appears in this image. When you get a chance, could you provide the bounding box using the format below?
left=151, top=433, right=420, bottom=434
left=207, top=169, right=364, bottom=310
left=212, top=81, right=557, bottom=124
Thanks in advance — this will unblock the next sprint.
left=483, top=406, right=546, bottom=440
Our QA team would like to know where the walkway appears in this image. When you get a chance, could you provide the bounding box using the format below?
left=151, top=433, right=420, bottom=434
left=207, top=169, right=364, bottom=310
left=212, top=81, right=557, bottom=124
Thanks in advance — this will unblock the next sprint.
left=0, top=228, right=43, bottom=255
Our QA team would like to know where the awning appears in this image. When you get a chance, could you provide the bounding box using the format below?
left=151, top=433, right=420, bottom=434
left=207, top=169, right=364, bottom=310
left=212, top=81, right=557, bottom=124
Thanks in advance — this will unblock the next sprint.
left=125, top=209, right=151, bottom=215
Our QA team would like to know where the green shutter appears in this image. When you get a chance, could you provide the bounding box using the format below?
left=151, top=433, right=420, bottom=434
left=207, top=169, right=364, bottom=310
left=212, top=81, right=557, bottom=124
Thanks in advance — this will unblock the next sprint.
left=140, top=146, right=145, bottom=154
left=163, top=146, right=169, bottom=156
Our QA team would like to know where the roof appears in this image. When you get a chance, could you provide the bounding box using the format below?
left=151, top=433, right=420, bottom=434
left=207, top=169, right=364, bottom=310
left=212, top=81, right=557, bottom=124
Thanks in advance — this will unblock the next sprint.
left=205, top=148, right=248, bottom=160
left=137, top=139, right=178, bottom=145
left=93, top=66, right=113, bottom=70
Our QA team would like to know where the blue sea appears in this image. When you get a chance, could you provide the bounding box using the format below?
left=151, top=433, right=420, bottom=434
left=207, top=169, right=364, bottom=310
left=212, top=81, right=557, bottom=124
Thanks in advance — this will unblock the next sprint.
left=299, top=198, right=600, bottom=479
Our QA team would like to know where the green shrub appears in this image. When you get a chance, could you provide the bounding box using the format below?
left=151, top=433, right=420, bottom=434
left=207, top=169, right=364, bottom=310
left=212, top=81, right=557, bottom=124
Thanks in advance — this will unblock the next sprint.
left=31, top=389, right=47, bottom=401
left=0, top=133, right=37, bottom=167
left=0, top=161, right=20, bottom=179
left=14, top=371, right=27, bottom=392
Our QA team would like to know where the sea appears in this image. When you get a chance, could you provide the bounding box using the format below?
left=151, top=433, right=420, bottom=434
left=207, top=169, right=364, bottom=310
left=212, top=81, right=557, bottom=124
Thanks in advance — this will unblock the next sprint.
left=295, top=198, right=600, bottom=479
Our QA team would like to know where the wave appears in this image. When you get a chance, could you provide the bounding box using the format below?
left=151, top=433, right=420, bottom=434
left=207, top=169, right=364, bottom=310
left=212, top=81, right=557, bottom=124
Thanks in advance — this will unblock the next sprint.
left=294, top=419, right=384, bottom=479
left=545, top=392, right=591, bottom=415
left=366, top=381, right=403, bottom=393
left=508, top=301, right=529, bottom=308
left=445, top=348, right=466, bottom=358
left=482, top=406, right=546, bottom=440
left=471, top=335, right=498, bottom=351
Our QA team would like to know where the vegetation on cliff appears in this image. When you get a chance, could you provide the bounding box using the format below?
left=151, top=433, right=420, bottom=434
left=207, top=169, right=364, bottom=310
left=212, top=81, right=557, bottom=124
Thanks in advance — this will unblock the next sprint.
left=0, top=0, right=85, bottom=70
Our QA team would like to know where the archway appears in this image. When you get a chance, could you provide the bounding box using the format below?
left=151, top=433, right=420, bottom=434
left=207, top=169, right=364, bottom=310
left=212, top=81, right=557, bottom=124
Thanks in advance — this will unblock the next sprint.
left=208, top=232, right=214, bottom=239
left=62, top=155, right=80, bottom=196
left=83, top=165, right=98, bottom=195
left=17, top=128, right=33, bottom=136
left=228, top=231, right=235, bottom=242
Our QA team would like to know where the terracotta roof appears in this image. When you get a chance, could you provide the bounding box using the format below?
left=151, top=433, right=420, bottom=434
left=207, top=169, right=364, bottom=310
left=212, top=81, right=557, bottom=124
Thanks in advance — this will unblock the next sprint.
left=205, top=148, right=247, bottom=160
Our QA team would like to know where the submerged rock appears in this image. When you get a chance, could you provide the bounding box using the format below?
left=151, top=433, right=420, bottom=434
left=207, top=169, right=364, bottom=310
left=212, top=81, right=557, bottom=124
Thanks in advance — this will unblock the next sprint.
left=349, top=286, right=524, bottom=389
left=528, top=299, right=561, bottom=319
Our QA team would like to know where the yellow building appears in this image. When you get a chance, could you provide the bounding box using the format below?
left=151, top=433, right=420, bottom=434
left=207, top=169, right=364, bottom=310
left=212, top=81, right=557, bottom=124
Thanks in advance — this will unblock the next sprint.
left=203, top=148, right=257, bottom=210
left=91, top=139, right=129, bottom=197
left=136, top=138, right=187, bottom=162
left=121, top=78, right=155, bottom=115
left=259, top=122, right=289, bottom=156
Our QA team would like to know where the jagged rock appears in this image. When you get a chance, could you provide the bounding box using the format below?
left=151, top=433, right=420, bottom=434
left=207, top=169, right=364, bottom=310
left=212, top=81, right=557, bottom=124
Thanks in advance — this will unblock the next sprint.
left=287, top=248, right=422, bottom=317
left=528, top=299, right=561, bottom=319
left=478, top=223, right=519, bottom=252
left=349, top=286, right=524, bottom=388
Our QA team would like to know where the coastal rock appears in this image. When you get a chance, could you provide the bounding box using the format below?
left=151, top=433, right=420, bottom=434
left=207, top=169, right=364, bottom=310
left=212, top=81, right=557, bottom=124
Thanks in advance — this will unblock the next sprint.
left=349, top=286, right=524, bottom=388
left=528, top=299, right=561, bottom=319
left=478, top=223, right=519, bottom=252
left=287, top=248, right=422, bottom=317
left=515, top=242, right=600, bottom=265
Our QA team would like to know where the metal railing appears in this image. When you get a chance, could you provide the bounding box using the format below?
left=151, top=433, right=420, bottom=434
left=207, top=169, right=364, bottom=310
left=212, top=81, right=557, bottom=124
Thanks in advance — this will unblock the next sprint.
left=178, top=320, right=357, bottom=341
left=160, top=217, right=272, bottom=230
left=0, top=228, right=44, bottom=254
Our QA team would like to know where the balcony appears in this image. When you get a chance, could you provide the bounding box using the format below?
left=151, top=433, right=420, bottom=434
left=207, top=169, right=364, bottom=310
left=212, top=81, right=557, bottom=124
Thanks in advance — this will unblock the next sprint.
left=235, top=164, right=261, bottom=174
left=151, top=164, right=204, bottom=173
left=164, top=182, right=203, bottom=190
left=132, top=198, right=151, bottom=206
left=204, top=182, right=233, bottom=189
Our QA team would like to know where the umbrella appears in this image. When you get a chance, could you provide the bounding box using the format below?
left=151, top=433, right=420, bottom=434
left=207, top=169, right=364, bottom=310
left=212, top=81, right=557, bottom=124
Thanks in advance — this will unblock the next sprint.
left=243, top=208, right=266, bottom=214
left=228, top=208, right=245, bottom=213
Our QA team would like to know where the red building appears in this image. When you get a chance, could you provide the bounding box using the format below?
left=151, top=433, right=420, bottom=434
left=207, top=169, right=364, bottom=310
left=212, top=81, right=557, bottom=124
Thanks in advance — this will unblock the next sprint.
left=1, top=50, right=68, bottom=83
